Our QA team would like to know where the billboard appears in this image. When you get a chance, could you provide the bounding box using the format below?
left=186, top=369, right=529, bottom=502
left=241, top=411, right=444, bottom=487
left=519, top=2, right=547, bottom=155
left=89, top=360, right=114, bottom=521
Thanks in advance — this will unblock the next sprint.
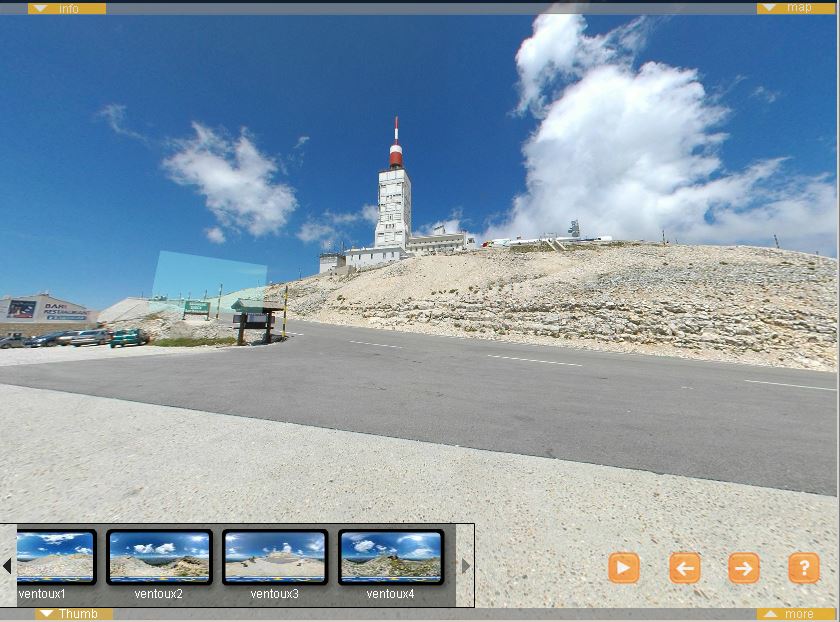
left=1, top=296, right=95, bottom=324
left=6, top=300, right=36, bottom=319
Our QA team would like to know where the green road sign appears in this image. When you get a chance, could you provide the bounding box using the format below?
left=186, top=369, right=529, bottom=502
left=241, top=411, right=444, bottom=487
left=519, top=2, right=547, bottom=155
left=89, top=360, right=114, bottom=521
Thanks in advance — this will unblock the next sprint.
left=184, top=301, right=210, bottom=313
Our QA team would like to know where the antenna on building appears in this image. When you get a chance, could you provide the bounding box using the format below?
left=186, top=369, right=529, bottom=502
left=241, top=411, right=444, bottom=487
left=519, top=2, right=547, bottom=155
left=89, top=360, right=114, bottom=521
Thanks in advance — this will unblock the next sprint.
left=389, top=116, right=403, bottom=170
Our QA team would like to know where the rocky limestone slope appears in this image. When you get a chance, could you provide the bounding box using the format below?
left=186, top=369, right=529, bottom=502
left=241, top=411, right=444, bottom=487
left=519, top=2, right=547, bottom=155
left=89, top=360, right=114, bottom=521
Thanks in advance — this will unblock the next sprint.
left=268, top=243, right=837, bottom=371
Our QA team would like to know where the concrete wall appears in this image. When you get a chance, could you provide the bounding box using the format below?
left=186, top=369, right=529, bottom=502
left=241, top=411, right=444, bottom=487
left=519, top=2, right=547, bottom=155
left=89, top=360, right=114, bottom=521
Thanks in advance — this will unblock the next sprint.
left=407, top=232, right=467, bottom=254
left=319, top=254, right=346, bottom=274
left=346, top=247, right=407, bottom=268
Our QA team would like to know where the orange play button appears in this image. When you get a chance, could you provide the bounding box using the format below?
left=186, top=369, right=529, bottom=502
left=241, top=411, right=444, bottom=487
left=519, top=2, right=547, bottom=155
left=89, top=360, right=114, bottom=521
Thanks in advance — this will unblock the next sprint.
left=609, top=552, right=640, bottom=583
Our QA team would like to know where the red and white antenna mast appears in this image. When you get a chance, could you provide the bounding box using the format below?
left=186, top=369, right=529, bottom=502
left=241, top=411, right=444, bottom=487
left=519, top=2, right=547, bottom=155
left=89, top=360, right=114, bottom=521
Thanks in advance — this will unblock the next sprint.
left=389, top=116, right=403, bottom=169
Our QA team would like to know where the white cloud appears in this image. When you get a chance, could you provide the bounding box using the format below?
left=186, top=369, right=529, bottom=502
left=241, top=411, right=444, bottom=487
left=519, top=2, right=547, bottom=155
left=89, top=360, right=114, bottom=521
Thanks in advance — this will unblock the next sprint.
left=189, top=535, right=207, bottom=543
left=282, top=543, right=292, bottom=553
left=225, top=534, right=238, bottom=542
left=133, top=544, right=154, bottom=554
left=98, top=103, right=150, bottom=144
left=415, top=208, right=466, bottom=236
left=205, top=226, right=226, bottom=244
left=516, top=14, right=650, bottom=113
left=751, top=85, right=780, bottom=104
left=397, top=534, right=425, bottom=543
left=307, top=539, right=325, bottom=552
left=164, top=123, right=298, bottom=240
left=296, top=549, right=303, bottom=555
left=38, top=533, right=84, bottom=545
left=296, top=204, right=379, bottom=248
left=155, top=543, right=176, bottom=555
left=74, top=547, right=92, bottom=555
left=488, top=12, right=837, bottom=255
left=353, top=540, right=375, bottom=553
left=296, top=222, right=336, bottom=245
left=262, top=547, right=269, bottom=553
left=376, top=545, right=387, bottom=551
left=294, top=135, right=310, bottom=149
left=227, top=547, right=238, bottom=553
left=37, top=548, right=46, bottom=551
left=406, top=547, right=435, bottom=559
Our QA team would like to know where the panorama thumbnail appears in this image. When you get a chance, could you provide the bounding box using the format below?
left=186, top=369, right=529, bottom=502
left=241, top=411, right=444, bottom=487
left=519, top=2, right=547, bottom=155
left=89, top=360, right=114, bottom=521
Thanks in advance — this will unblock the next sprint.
left=108, top=530, right=211, bottom=584
left=340, top=531, right=442, bottom=584
left=223, top=531, right=326, bottom=583
left=17, top=530, right=95, bottom=584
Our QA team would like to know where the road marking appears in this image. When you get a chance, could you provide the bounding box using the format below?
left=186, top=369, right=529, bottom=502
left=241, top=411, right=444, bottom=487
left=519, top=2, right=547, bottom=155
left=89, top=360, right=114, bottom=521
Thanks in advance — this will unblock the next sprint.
left=285, top=331, right=304, bottom=336
left=744, top=380, right=836, bottom=392
left=487, top=355, right=582, bottom=367
left=348, top=340, right=403, bottom=349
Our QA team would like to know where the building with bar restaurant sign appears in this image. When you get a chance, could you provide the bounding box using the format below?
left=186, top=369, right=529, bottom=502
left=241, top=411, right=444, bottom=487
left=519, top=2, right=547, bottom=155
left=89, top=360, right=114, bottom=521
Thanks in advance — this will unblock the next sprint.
left=0, top=293, right=98, bottom=337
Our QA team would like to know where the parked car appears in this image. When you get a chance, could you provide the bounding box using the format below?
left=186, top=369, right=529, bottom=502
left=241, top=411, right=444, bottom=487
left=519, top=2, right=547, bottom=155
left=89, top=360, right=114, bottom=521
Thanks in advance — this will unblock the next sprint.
left=56, top=331, right=82, bottom=346
left=25, top=330, right=77, bottom=348
left=110, top=329, right=150, bottom=348
left=0, top=335, right=26, bottom=349
left=70, top=329, right=111, bottom=346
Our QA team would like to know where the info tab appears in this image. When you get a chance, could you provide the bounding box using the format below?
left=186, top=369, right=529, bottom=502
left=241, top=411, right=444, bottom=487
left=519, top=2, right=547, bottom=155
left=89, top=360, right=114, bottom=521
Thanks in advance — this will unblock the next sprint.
left=28, top=4, right=107, bottom=15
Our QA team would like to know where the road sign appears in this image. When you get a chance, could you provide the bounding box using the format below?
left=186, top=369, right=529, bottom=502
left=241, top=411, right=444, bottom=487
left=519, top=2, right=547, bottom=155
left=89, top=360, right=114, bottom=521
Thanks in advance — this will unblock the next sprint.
left=183, top=300, right=211, bottom=319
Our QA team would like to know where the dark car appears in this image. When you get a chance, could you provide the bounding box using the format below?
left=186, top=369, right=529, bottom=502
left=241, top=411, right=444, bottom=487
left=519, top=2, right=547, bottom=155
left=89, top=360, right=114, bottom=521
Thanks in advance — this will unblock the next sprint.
left=0, top=335, right=26, bottom=349
left=110, top=329, right=150, bottom=348
left=25, top=330, right=77, bottom=348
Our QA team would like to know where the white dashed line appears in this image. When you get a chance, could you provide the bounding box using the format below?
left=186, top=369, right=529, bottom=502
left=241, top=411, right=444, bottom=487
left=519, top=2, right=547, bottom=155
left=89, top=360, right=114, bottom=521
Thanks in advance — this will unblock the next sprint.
left=487, top=355, right=582, bottom=367
left=285, top=331, right=305, bottom=336
left=348, top=340, right=403, bottom=349
left=743, top=380, right=836, bottom=392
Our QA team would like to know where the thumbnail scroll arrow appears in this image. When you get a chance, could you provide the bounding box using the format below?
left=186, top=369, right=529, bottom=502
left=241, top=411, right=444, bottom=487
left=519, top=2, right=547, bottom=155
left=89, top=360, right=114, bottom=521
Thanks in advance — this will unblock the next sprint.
left=2, top=558, right=10, bottom=574
left=736, top=561, right=753, bottom=576
left=34, top=4, right=47, bottom=11
left=676, top=561, right=694, bottom=576
left=763, top=3, right=776, bottom=9
left=461, top=558, right=471, bottom=574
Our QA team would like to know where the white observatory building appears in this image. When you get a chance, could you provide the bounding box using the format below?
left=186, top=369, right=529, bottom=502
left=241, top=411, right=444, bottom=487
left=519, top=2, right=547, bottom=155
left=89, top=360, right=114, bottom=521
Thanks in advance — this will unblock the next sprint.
left=343, top=117, right=472, bottom=269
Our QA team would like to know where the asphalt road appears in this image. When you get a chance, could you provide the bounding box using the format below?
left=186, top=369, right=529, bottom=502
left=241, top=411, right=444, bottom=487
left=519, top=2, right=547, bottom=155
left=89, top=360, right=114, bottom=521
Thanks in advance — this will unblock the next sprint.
left=1, top=321, right=836, bottom=494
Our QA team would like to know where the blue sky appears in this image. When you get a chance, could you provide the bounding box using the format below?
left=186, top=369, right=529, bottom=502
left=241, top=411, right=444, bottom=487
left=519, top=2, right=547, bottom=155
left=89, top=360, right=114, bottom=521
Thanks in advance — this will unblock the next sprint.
left=17, top=531, right=94, bottom=561
left=225, top=531, right=325, bottom=561
left=341, top=531, right=441, bottom=560
left=109, top=531, right=210, bottom=558
left=1, top=14, right=835, bottom=310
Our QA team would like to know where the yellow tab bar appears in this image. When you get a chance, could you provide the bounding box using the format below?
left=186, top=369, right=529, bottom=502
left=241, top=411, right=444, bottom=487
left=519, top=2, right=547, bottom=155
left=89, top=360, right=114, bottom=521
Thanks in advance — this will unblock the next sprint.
left=35, top=609, right=114, bottom=620
left=757, top=609, right=837, bottom=621
left=757, top=3, right=836, bottom=14
left=28, top=3, right=107, bottom=15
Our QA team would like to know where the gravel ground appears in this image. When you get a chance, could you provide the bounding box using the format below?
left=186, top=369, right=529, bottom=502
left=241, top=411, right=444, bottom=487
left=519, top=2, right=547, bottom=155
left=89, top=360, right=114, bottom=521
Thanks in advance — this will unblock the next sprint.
left=0, top=344, right=226, bottom=367
left=274, top=244, right=837, bottom=371
left=1, top=383, right=835, bottom=609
